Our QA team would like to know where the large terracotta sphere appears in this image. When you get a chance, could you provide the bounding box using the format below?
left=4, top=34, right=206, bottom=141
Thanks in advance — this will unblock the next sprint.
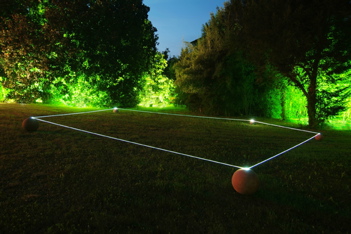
left=232, top=168, right=259, bottom=195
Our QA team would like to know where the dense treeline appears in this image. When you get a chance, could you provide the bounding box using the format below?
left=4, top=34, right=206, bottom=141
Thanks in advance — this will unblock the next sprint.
left=174, top=0, right=351, bottom=128
left=1, top=0, right=350, bottom=127
left=0, top=0, right=158, bottom=107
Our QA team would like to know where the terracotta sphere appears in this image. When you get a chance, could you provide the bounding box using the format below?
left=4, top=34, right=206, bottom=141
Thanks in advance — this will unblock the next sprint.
left=22, top=117, right=39, bottom=132
left=315, top=133, right=323, bottom=141
left=232, top=168, right=259, bottom=195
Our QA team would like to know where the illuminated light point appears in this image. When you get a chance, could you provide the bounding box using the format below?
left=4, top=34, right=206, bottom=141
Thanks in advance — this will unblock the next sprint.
left=315, top=133, right=323, bottom=141
left=113, top=107, right=119, bottom=113
left=250, top=119, right=255, bottom=124
left=22, top=117, right=39, bottom=132
left=232, top=168, right=259, bottom=195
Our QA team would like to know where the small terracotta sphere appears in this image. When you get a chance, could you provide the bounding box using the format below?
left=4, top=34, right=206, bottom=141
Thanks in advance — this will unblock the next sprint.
left=232, top=168, right=259, bottom=195
left=315, top=133, right=323, bottom=141
left=113, top=108, right=119, bottom=113
left=22, top=117, right=39, bottom=132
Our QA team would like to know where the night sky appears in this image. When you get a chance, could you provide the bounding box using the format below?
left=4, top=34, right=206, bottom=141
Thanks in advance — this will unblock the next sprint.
left=144, top=0, right=226, bottom=57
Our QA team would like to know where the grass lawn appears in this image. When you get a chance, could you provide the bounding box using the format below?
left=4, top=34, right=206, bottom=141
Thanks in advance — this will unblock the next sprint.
left=1, top=103, right=350, bottom=233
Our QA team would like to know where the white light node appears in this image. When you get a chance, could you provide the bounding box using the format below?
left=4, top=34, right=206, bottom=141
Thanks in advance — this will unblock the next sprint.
left=242, top=167, right=251, bottom=171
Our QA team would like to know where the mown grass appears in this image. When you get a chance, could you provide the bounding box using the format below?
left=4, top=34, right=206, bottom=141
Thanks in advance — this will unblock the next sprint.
left=0, top=103, right=350, bottom=233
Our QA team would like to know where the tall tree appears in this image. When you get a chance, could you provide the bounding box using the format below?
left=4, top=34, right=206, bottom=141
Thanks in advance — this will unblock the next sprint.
left=0, top=0, right=158, bottom=106
left=50, top=0, right=158, bottom=106
left=230, top=0, right=351, bottom=128
left=0, top=0, right=59, bottom=102
left=174, top=6, right=272, bottom=116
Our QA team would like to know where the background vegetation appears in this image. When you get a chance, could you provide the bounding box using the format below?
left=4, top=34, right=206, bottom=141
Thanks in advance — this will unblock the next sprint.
left=1, top=0, right=351, bottom=128
left=174, top=0, right=351, bottom=128
left=0, top=0, right=159, bottom=107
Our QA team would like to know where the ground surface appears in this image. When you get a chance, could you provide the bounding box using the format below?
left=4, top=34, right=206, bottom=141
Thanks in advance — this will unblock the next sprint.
left=1, top=103, right=350, bottom=233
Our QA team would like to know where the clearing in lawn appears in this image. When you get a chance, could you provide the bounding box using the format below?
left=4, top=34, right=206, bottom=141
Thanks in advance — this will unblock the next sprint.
left=27, top=107, right=320, bottom=195
left=26, top=106, right=321, bottom=170
left=0, top=103, right=350, bottom=233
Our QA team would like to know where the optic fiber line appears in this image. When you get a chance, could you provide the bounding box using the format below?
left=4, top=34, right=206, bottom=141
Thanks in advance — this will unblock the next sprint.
left=36, top=118, right=243, bottom=169
left=249, top=134, right=318, bottom=169
left=118, top=108, right=321, bottom=135
left=117, top=108, right=247, bottom=122
left=34, top=108, right=112, bottom=119
left=36, top=107, right=320, bottom=136
left=254, top=120, right=320, bottom=134
left=34, top=107, right=320, bottom=170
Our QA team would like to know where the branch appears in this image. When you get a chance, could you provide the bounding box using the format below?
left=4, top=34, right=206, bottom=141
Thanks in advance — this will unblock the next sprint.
left=287, top=73, right=308, bottom=98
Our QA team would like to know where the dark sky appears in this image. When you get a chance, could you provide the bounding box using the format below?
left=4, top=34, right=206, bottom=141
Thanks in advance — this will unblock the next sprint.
left=144, top=0, right=226, bottom=57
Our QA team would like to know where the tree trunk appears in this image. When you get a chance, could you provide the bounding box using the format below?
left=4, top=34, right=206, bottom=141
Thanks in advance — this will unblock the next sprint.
left=280, top=89, right=286, bottom=120
left=307, top=69, right=318, bottom=129
left=288, top=73, right=318, bottom=128
left=307, top=92, right=318, bottom=128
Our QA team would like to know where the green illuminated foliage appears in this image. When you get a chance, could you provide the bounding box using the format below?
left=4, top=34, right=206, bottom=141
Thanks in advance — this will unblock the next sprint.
left=0, top=0, right=75, bottom=103
left=48, top=72, right=109, bottom=107
left=174, top=9, right=275, bottom=116
left=340, top=96, right=351, bottom=122
left=0, top=82, right=10, bottom=102
left=175, top=0, right=351, bottom=128
left=316, top=68, right=351, bottom=124
left=139, top=52, right=175, bottom=107
left=0, top=0, right=157, bottom=107
left=231, top=0, right=351, bottom=127
left=52, top=0, right=158, bottom=106
left=263, top=77, right=307, bottom=122
left=0, top=13, right=48, bottom=102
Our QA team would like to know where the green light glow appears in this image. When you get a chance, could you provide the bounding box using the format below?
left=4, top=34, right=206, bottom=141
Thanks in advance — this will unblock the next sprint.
left=48, top=73, right=109, bottom=108
left=138, top=74, right=175, bottom=107
left=138, top=53, right=176, bottom=108
left=0, top=82, right=10, bottom=102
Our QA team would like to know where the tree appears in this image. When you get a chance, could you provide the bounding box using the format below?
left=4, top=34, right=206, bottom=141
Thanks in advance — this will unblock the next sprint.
left=174, top=6, right=273, bottom=116
left=230, top=0, right=351, bottom=128
left=139, top=52, right=175, bottom=107
left=51, top=0, right=158, bottom=106
left=0, top=0, right=60, bottom=102
left=0, top=0, right=158, bottom=106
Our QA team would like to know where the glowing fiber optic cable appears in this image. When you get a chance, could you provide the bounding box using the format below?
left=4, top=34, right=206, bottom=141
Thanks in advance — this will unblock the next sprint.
left=249, top=134, right=318, bottom=169
left=34, top=108, right=112, bottom=119
left=117, top=108, right=247, bottom=122
left=118, top=108, right=320, bottom=135
left=254, top=120, right=319, bottom=134
left=116, top=108, right=321, bottom=169
left=36, top=118, right=243, bottom=169
left=33, top=107, right=321, bottom=170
